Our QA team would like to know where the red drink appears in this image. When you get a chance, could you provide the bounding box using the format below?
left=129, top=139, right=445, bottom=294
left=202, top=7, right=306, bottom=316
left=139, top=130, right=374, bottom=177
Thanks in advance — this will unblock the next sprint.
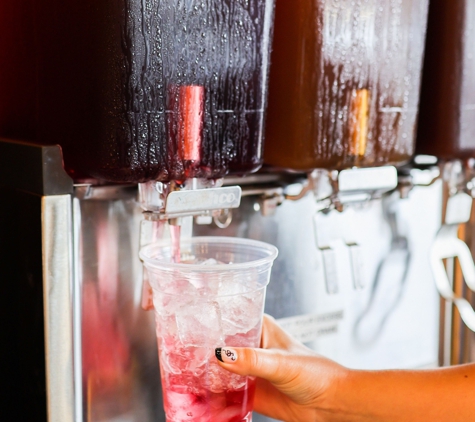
left=140, top=238, right=278, bottom=422
left=161, top=363, right=256, bottom=422
left=155, top=313, right=262, bottom=422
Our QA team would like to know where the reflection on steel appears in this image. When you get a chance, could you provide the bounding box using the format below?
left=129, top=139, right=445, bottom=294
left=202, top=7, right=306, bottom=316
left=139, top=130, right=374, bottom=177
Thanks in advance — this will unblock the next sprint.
left=347, top=243, right=365, bottom=290
left=42, top=195, right=74, bottom=422
left=320, top=247, right=339, bottom=294
left=354, top=192, right=411, bottom=346
left=72, top=198, right=83, bottom=422
left=75, top=189, right=162, bottom=421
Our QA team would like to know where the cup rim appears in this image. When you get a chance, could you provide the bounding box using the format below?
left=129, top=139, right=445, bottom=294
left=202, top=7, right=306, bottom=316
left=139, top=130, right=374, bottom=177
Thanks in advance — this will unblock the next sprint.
left=139, top=236, right=278, bottom=272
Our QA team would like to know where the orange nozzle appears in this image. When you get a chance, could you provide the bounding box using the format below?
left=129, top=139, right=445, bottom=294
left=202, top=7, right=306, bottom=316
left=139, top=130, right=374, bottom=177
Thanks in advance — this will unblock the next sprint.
left=349, top=89, right=370, bottom=157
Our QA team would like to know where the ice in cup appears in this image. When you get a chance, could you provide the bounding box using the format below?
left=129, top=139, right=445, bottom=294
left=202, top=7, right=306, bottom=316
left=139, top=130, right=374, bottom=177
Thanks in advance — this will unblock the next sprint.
left=140, top=236, right=278, bottom=422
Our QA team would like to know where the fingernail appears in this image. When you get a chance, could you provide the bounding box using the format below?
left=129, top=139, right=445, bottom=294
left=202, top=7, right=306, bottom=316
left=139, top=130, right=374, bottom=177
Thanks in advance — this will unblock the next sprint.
left=215, top=347, right=238, bottom=363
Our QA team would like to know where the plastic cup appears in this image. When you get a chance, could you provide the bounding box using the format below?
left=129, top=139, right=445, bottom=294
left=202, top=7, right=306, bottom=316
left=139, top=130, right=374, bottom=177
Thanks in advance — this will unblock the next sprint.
left=140, top=236, right=278, bottom=422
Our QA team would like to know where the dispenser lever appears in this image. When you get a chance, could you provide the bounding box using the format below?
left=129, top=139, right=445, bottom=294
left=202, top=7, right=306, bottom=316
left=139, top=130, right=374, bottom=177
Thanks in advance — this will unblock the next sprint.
left=166, top=186, right=242, bottom=216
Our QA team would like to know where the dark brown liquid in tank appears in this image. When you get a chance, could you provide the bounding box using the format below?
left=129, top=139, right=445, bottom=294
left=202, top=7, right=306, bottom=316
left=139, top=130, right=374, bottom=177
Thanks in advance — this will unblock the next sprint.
left=0, top=0, right=37, bottom=143
left=417, top=0, right=475, bottom=159
left=0, top=0, right=273, bottom=183
left=264, top=0, right=429, bottom=171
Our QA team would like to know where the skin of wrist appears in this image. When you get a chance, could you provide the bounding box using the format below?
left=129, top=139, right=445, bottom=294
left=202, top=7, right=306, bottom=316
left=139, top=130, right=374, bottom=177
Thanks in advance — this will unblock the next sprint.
left=315, top=366, right=360, bottom=422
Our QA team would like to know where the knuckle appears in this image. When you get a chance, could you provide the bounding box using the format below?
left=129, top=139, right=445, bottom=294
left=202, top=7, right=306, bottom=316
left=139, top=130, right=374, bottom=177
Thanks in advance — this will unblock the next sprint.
left=248, top=348, right=262, bottom=371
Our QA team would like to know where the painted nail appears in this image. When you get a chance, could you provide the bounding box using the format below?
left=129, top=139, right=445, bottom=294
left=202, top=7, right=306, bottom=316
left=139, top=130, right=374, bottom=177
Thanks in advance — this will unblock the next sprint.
left=215, top=347, right=238, bottom=363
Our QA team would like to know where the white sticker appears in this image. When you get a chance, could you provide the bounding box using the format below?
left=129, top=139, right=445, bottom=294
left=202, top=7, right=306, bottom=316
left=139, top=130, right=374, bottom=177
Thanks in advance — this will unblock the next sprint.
left=277, top=311, right=344, bottom=343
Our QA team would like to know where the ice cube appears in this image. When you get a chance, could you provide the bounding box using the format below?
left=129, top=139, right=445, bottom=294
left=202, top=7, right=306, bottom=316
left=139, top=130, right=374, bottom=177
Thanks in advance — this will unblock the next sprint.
left=165, top=388, right=208, bottom=421
left=224, top=325, right=261, bottom=348
left=199, top=258, right=219, bottom=265
left=214, top=405, right=250, bottom=422
left=155, top=313, right=179, bottom=345
left=217, top=279, right=247, bottom=296
left=181, top=258, right=223, bottom=266
left=218, top=289, right=264, bottom=336
left=205, top=361, right=247, bottom=393
left=187, top=273, right=207, bottom=291
left=153, top=291, right=191, bottom=319
left=161, top=346, right=210, bottom=376
left=176, top=301, right=223, bottom=346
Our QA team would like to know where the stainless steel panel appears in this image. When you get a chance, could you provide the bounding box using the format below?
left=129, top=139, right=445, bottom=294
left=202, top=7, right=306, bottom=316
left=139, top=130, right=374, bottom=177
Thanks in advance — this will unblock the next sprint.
left=74, top=190, right=162, bottom=422
left=74, top=180, right=442, bottom=422
left=42, top=195, right=75, bottom=422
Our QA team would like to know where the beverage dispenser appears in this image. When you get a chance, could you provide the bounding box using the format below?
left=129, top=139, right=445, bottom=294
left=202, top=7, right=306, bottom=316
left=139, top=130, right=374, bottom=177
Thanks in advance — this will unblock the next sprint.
left=417, top=0, right=475, bottom=366
left=0, top=0, right=275, bottom=420
left=0, top=1, right=445, bottom=422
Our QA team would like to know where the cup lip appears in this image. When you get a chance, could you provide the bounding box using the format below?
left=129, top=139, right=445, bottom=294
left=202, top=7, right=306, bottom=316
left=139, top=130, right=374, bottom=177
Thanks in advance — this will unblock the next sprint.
left=139, top=236, right=279, bottom=272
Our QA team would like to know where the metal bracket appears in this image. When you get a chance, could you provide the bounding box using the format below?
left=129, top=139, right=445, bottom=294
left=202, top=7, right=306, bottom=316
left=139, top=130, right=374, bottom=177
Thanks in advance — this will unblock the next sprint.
left=306, top=166, right=399, bottom=213
left=431, top=224, right=475, bottom=332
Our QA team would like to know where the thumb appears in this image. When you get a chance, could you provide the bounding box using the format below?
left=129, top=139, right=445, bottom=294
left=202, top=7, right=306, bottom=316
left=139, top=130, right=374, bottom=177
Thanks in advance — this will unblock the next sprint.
left=215, top=346, right=300, bottom=386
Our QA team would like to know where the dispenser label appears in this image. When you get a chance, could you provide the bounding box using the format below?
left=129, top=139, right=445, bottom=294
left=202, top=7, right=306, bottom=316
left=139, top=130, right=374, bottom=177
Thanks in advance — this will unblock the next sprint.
left=166, top=186, right=242, bottom=214
left=277, top=311, right=344, bottom=343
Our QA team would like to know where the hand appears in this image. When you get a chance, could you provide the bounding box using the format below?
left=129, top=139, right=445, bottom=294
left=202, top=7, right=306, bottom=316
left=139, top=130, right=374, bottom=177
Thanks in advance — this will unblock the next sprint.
left=216, top=315, right=475, bottom=422
left=215, top=315, right=348, bottom=422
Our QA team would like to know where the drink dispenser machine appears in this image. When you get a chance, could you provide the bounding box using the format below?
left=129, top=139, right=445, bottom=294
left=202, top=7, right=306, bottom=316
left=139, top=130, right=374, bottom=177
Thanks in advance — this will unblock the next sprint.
left=417, top=0, right=475, bottom=365
left=0, top=0, right=275, bottom=420
left=0, top=1, right=444, bottom=422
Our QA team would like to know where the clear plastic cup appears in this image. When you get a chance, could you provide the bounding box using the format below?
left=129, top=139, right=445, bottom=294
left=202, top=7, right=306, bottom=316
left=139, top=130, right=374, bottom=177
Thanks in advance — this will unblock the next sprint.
left=140, top=236, right=278, bottom=422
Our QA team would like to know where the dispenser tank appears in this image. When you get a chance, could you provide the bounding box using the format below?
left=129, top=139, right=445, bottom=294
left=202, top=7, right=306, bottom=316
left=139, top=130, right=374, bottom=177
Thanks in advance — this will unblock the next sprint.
left=0, top=0, right=275, bottom=183
left=416, top=0, right=475, bottom=159
left=264, top=0, right=429, bottom=171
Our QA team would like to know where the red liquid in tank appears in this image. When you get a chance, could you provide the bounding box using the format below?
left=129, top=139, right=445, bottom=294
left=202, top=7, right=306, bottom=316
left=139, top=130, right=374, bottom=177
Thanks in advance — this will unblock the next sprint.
left=0, top=0, right=274, bottom=183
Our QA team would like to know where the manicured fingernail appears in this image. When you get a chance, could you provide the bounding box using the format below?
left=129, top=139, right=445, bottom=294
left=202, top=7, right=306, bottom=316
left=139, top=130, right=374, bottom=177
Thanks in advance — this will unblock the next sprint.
left=215, top=347, right=238, bottom=363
